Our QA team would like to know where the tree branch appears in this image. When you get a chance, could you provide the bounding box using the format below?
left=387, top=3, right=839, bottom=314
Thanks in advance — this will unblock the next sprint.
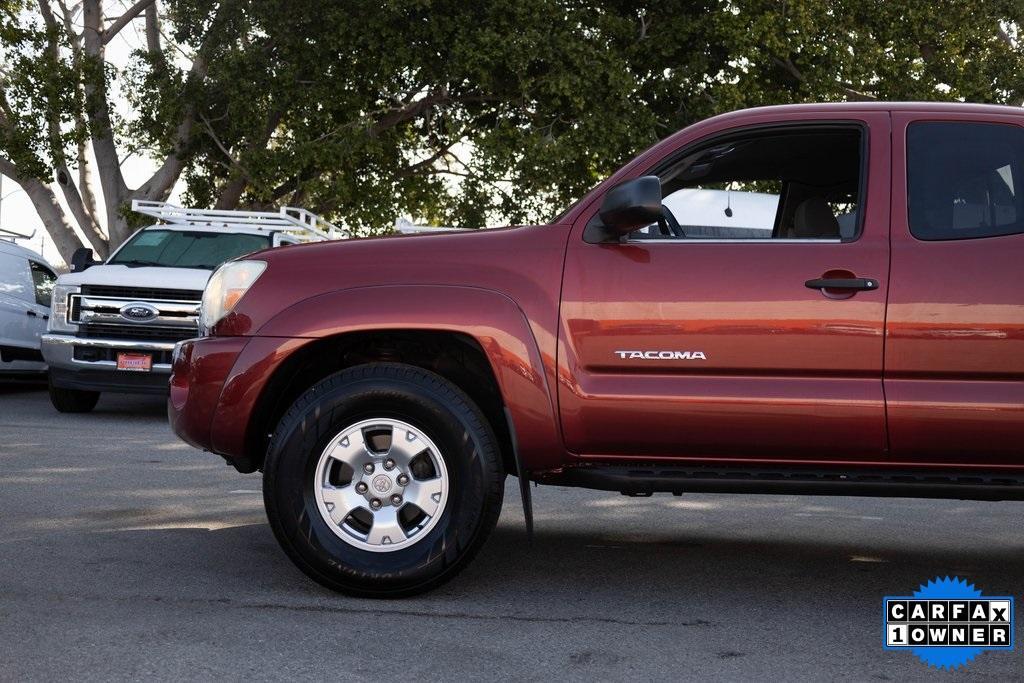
left=400, top=126, right=471, bottom=177
left=55, top=0, right=81, bottom=47
left=102, top=0, right=156, bottom=45
left=34, top=0, right=104, bottom=251
left=997, top=25, right=1015, bottom=49
left=212, top=107, right=284, bottom=210
left=53, top=0, right=102, bottom=237
left=54, top=163, right=109, bottom=257
left=368, top=88, right=450, bottom=136
left=1, top=153, right=86, bottom=262
left=134, top=8, right=223, bottom=203
left=144, top=1, right=162, bottom=57
left=0, top=153, right=19, bottom=178
left=770, top=54, right=876, bottom=101
left=82, top=0, right=130, bottom=243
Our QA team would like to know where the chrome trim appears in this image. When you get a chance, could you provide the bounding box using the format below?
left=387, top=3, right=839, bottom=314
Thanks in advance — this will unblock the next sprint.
left=41, top=334, right=177, bottom=352
left=40, top=334, right=175, bottom=373
left=78, top=309, right=198, bottom=329
left=76, top=295, right=200, bottom=313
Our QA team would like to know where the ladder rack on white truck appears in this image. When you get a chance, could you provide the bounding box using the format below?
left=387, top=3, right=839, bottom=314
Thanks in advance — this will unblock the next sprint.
left=131, top=200, right=348, bottom=241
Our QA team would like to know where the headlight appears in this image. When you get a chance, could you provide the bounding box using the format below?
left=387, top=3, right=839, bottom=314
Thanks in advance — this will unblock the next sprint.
left=48, top=284, right=80, bottom=333
left=199, top=260, right=266, bottom=335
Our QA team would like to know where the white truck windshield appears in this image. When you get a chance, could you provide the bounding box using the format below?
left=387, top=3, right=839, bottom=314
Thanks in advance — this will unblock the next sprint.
left=108, top=230, right=271, bottom=269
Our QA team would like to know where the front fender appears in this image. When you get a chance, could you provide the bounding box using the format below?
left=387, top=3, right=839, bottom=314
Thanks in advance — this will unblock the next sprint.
left=256, top=284, right=562, bottom=471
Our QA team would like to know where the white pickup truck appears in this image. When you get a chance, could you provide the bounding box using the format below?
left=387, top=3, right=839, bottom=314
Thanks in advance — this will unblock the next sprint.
left=41, top=201, right=343, bottom=412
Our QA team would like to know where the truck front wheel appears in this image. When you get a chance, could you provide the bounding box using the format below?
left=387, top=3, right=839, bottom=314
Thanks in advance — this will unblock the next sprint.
left=263, top=363, right=505, bottom=597
left=48, top=379, right=100, bottom=413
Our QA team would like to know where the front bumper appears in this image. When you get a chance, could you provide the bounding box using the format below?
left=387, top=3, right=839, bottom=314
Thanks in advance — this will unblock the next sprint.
left=41, top=333, right=177, bottom=394
left=168, top=335, right=309, bottom=471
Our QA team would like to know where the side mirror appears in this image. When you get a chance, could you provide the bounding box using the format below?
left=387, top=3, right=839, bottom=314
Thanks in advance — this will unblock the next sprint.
left=584, top=176, right=663, bottom=243
left=70, top=247, right=98, bottom=272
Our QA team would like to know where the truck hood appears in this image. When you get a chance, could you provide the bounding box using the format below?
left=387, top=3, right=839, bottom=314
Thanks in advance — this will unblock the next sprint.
left=219, top=222, right=572, bottom=336
left=56, top=264, right=213, bottom=291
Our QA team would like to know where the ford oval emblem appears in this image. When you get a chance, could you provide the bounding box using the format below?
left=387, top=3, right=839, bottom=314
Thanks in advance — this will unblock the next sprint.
left=119, top=302, right=159, bottom=322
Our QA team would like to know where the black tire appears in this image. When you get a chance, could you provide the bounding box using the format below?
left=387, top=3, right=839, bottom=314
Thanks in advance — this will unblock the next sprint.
left=263, top=363, right=505, bottom=597
left=48, top=378, right=100, bottom=413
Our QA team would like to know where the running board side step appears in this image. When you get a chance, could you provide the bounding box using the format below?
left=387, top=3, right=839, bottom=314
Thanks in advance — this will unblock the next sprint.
left=556, top=465, right=1024, bottom=501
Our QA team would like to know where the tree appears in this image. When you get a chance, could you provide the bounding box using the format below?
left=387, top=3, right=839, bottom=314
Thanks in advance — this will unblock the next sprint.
left=1, top=1, right=1022, bottom=263
left=722, top=0, right=1024, bottom=105
left=1, top=0, right=222, bottom=259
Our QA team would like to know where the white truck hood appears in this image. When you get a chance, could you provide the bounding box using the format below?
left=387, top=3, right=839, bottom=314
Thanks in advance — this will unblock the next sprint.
left=56, top=264, right=213, bottom=291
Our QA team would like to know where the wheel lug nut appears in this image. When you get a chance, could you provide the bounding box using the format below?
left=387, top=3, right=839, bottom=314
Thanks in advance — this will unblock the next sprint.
left=384, top=458, right=396, bottom=470
left=369, top=498, right=382, bottom=510
left=391, top=494, right=403, bottom=506
left=397, top=474, right=409, bottom=486
left=355, top=482, right=368, bottom=494
left=363, top=463, right=374, bottom=474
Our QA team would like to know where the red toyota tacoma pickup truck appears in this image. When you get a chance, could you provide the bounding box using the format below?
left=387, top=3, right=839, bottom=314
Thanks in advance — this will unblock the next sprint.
left=169, top=102, right=1024, bottom=597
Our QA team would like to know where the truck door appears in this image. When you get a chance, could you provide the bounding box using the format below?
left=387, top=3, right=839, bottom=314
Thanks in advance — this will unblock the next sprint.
left=886, top=113, right=1024, bottom=465
left=558, top=112, right=891, bottom=462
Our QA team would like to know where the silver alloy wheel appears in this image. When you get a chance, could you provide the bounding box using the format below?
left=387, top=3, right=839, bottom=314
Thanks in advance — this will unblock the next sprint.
left=313, top=418, right=449, bottom=552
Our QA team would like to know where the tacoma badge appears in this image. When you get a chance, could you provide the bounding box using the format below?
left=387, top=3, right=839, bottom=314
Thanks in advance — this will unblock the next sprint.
left=615, top=350, right=707, bottom=360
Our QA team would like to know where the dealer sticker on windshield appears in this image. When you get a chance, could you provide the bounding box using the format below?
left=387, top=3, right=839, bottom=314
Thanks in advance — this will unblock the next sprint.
left=884, top=576, right=1014, bottom=670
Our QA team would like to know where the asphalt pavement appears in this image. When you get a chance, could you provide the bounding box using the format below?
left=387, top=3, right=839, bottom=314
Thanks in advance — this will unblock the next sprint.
left=2, top=382, right=1022, bottom=681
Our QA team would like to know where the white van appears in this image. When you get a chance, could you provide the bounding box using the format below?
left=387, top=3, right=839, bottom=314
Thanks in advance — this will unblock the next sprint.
left=0, top=238, right=57, bottom=376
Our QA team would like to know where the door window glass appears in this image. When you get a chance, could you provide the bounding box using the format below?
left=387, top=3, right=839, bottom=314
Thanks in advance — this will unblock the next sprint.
left=907, top=121, right=1024, bottom=240
left=635, top=128, right=863, bottom=241
left=29, top=261, right=56, bottom=307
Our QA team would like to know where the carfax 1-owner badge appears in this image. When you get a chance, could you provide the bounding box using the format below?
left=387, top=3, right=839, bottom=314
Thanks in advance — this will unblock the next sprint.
left=884, top=576, right=1015, bottom=669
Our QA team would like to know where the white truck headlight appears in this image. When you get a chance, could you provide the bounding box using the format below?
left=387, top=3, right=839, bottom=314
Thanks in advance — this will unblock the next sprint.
left=48, top=284, right=80, bottom=333
left=199, top=260, right=266, bottom=335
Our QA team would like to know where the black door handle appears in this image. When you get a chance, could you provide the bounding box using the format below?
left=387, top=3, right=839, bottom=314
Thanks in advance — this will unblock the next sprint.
left=26, top=310, right=37, bottom=317
left=805, top=277, right=879, bottom=291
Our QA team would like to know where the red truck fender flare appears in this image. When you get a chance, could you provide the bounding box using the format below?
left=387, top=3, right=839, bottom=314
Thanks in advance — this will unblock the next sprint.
left=256, top=284, right=562, bottom=481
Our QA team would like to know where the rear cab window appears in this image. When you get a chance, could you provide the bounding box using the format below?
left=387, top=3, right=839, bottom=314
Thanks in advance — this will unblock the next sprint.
left=907, top=121, right=1024, bottom=240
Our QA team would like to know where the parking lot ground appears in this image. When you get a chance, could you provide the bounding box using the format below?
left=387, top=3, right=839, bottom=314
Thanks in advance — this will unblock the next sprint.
left=2, top=382, right=1023, bottom=681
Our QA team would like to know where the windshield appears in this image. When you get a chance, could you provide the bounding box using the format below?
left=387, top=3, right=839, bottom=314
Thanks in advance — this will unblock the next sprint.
left=108, top=230, right=271, bottom=270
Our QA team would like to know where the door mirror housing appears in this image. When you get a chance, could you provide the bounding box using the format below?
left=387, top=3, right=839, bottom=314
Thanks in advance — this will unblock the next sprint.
left=584, top=176, right=663, bottom=243
left=70, top=247, right=98, bottom=272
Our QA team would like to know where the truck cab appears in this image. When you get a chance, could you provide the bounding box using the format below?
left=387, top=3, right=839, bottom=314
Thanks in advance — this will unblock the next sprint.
left=42, top=201, right=343, bottom=412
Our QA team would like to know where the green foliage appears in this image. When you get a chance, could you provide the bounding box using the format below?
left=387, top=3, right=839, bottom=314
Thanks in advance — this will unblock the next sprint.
left=3, top=0, right=1024, bottom=238
left=0, top=2, right=82, bottom=178
left=722, top=0, right=1024, bottom=105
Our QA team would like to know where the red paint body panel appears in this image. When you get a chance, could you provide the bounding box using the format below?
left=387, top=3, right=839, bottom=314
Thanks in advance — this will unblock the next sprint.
left=559, top=113, right=890, bottom=460
left=167, top=102, right=1024, bottom=475
left=256, top=285, right=560, bottom=470
left=210, top=336, right=312, bottom=457
left=168, top=336, right=250, bottom=452
left=885, top=111, right=1024, bottom=464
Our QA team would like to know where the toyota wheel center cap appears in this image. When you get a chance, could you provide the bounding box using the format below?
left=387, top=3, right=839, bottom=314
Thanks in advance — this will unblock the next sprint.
left=371, top=474, right=393, bottom=494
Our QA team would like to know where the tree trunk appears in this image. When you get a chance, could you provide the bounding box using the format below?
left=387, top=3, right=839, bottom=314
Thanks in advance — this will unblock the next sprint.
left=82, top=0, right=131, bottom=247
left=19, top=176, right=87, bottom=263
left=213, top=177, right=247, bottom=210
